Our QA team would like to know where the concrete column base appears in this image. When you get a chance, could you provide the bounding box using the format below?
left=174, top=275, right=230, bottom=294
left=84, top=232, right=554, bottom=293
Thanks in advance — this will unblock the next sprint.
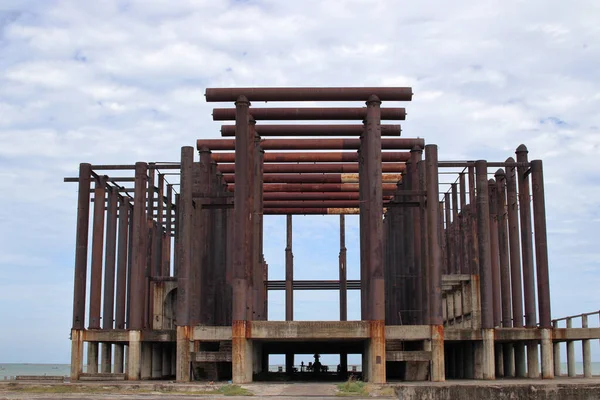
left=430, top=325, right=445, bottom=382
left=100, top=343, right=112, bottom=373
left=367, top=320, right=386, bottom=384
left=70, top=329, right=84, bottom=381
left=127, top=330, right=142, bottom=380
left=114, top=344, right=124, bottom=374
left=87, top=342, right=99, bottom=374
left=176, top=326, right=191, bottom=382
left=527, top=341, right=540, bottom=378
left=540, top=328, right=554, bottom=379
left=232, top=320, right=253, bottom=384
left=495, top=343, right=504, bottom=377
left=476, top=329, right=495, bottom=380
left=553, top=341, right=561, bottom=377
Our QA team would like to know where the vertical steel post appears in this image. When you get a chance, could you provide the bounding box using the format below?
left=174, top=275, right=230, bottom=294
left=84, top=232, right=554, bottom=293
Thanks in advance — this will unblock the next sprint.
left=451, top=183, right=459, bottom=275
left=71, top=163, right=91, bottom=381
left=488, top=179, right=501, bottom=328
left=114, top=198, right=130, bottom=374
left=444, top=193, right=452, bottom=275
left=516, top=145, right=539, bottom=378
left=418, top=160, right=429, bottom=325
left=410, top=147, right=423, bottom=324
left=165, top=184, right=173, bottom=276
left=232, top=96, right=253, bottom=384
left=89, top=175, right=108, bottom=329
left=468, top=166, right=478, bottom=276
left=285, top=215, right=294, bottom=321
left=101, top=187, right=118, bottom=373
left=476, top=161, right=495, bottom=379
left=506, top=157, right=526, bottom=377
left=339, top=215, right=347, bottom=321
left=72, top=163, right=91, bottom=329
left=459, top=173, right=467, bottom=274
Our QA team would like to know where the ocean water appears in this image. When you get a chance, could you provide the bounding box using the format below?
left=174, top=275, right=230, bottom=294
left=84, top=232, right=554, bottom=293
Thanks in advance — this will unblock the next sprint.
left=0, top=364, right=72, bottom=379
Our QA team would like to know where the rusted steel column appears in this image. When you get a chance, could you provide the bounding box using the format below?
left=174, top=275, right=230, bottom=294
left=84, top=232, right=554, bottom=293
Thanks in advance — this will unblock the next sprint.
left=231, top=97, right=253, bottom=384
left=476, top=161, right=495, bottom=380
left=488, top=179, right=501, bottom=327
left=339, top=215, right=347, bottom=321
left=164, top=184, right=173, bottom=276
left=89, top=175, right=108, bottom=330
left=176, top=148, right=193, bottom=382
left=506, top=159, right=524, bottom=328
left=129, top=163, right=148, bottom=331
left=147, top=164, right=155, bottom=217
left=444, top=193, right=452, bottom=275
left=494, top=171, right=512, bottom=327
left=359, top=142, right=369, bottom=319
left=459, top=173, right=467, bottom=274
left=516, top=146, right=539, bottom=379
left=516, top=146, right=537, bottom=328
left=114, top=198, right=130, bottom=374
left=411, top=147, right=423, bottom=324
left=72, top=163, right=91, bottom=330
left=173, top=192, right=180, bottom=278
left=101, top=187, right=118, bottom=373
left=253, top=139, right=265, bottom=321
left=285, top=215, right=294, bottom=321
left=418, top=160, right=430, bottom=325
left=365, top=95, right=385, bottom=384
left=475, top=162, right=494, bottom=330
left=404, top=160, right=416, bottom=324
left=425, top=145, right=442, bottom=325
left=531, top=160, right=551, bottom=328
left=468, top=166, right=478, bottom=276
left=451, top=183, right=460, bottom=275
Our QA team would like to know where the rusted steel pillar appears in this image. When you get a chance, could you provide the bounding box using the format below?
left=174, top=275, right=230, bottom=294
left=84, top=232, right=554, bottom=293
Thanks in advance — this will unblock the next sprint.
left=339, top=215, right=347, bottom=321
left=101, top=187, right=118, bottom=373
left=359, top=143, right=369, bottom=320
left=444, top=193, right=452, bottom=275
left=364, top=95, right=385, bottom=383
left=88, top=175, right=107, bottom=374
left=176, top=149, right=193, bottom=382
left=285, top=214, right=294, bottom=321
left=418, top=160, right=430, bottom=325
left=196, top=149, right=212, bottom=325
left=530, top=160, right=553, bottom=379
left=114, top=198, right=130, bottom=374
left=475, top=161, right=495, bottom=379
left=410, top=147, right=423, bottom=324
left=506, top=157, right=526, bottom=377
left=468, top=166, right=478, bottom=276
left=71, top=163, right=91, bottom=381
left=253, top=138, right=265, bottom=321
left=232, top=96, right=253, bottom=384
left=451, top=183, right=460, bottom=276
left=459, top=174, right=467, bottom=274
left=530, top=160, right=551, bottom=328
left=495, top=170, right=515, bottom=377
left=246, top=118, right=257, bottom=321
left=516, top=145, right=539, bottom=378
left=425, top=145, right=444, bottom=382
left=128, top=162, right=147, bottom=380
left=164, top=184, right=173, bottom=276
left=488, top=179, right=501, bottom=328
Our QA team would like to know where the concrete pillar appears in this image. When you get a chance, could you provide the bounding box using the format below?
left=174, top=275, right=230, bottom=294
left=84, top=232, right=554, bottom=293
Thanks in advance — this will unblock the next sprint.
left=431, top=325, right=445, bottom=382
left=482, top=329, right=495, bottom=380
left=495, top=344, right=504, bottom=378
left=582, top=315, right=592, bottom=378
left=87, top=342, right=99, bottom=374
left=541, top=328, right=554, bottom=379
left=70, top=329, right=84, bottom=381
left=503, top=343, right=515, bottom=378
left=232, top=320, right=253, bottom=383
left=176, top=326, right=191, bottom=381
left=127, top=330, right=142, bottom=380
left=367, top=320, right=386, bottom=383
left=567, top=317, right=576, bottom=377
left=553, top=321, right=561, bottom=377
left=141, top=342, right=152, bottom=379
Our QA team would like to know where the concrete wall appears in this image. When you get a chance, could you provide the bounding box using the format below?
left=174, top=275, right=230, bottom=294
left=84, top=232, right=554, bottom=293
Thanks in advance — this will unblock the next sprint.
left=395, top=382, right=600, bottom=400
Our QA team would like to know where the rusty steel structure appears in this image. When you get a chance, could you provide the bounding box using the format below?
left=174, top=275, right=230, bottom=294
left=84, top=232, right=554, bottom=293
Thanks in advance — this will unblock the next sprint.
left=66, top=86, right=600, bottom=385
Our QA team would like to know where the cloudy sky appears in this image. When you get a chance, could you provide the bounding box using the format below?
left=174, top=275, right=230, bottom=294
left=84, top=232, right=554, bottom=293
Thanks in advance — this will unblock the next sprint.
left=1, top=0, right=599, bottom=365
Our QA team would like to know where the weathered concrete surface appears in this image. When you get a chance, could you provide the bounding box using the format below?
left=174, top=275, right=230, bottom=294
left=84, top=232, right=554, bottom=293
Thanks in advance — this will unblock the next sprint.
left=394, top=378, right=600, bottom=400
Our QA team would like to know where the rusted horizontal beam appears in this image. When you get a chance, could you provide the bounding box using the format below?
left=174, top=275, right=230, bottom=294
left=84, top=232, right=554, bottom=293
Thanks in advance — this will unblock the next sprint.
left=217, top=163, right=405, bottom=174
left=65, top=177, right=136, bottom=183
left=264, top=200, right=366, bottom=208
left=198, top=138, right=423, bottom=151
left=223, top=173, right=401, bottom=184
left=265, top=208, right=360, bottom=215
left=212, top=151, right=411, bottom=163
left=264, top=192, right=389, bottom=201
left=234, top=183, right=400, bottom=192
left=439, top=161, right=532, bottom=168
left=221, top=124, right=401, bottom=137
left=89, top=164, right=180, bottom=170
left=205, top=87, right=413, bottom=102
left=212, top=107, right=406, bottom=121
